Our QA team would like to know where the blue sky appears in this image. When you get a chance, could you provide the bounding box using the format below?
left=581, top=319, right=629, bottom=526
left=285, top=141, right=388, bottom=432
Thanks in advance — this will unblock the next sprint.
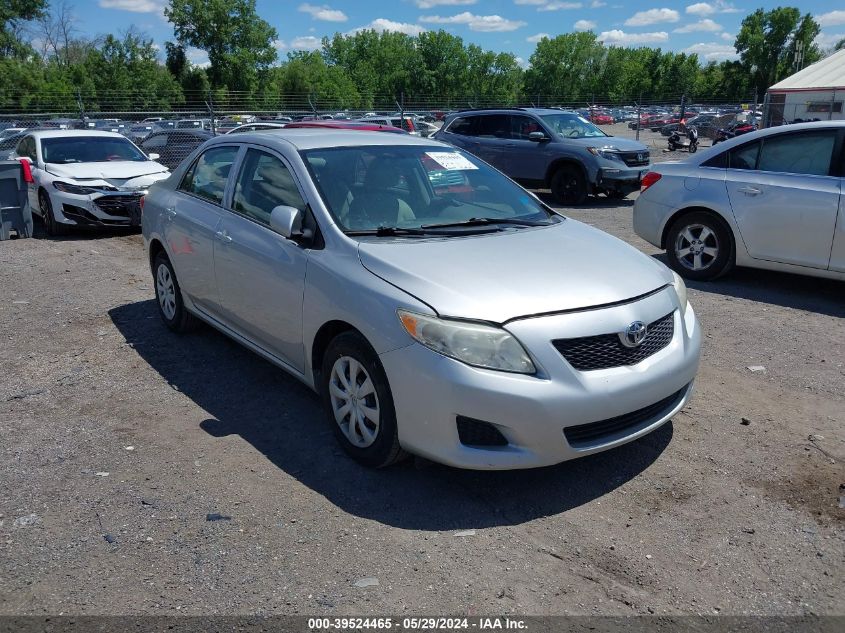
left=68, top=1, right=845, bottom=67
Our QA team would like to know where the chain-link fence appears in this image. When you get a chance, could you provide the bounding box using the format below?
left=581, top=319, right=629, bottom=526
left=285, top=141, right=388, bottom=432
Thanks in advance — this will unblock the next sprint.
left=0, top=91, right=763, bottom=170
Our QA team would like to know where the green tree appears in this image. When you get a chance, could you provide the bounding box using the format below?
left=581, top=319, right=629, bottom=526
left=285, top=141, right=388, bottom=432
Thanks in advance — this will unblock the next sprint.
left=165, top=0, right=277, bottom=92
left=1, top=0, right=49, bottom=57
left=734, top=7, right=821, bottom=93
left=523, top=32, right=604, bottom=103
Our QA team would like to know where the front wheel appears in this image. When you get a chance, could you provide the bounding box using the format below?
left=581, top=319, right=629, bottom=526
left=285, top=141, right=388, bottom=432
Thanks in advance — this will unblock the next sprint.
left=321, top=332, right=407, bottom=468
left=666, top=211, right=734, bottom=281
left=39, top=190, right=68, bottom=237
left=551, top=166, right=587, bottom=205
left=689, top=142, right=698, bottom=154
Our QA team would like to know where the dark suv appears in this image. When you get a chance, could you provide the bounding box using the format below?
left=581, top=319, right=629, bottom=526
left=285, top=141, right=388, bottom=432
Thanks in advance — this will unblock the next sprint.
left=433, top=108, right=651, bottom=204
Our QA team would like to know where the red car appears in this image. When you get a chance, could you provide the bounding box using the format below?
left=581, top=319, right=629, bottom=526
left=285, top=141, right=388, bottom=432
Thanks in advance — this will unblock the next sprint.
left=283, top=120, right=407, bottom=134
left=589, top=111, right=614, bottom=125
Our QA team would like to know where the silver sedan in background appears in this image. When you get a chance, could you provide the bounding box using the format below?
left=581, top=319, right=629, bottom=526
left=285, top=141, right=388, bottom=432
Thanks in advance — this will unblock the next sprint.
left=634, top=121, right=845, bottom=281
left=142, top=130, right=700, bottom=470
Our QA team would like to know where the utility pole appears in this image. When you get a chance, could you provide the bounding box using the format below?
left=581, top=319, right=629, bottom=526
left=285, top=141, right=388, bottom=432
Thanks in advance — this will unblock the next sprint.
left=794, top=40, right=805, bottom=72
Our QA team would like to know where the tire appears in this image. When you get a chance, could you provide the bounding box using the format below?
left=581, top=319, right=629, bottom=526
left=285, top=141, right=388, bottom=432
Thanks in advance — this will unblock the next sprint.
left=321, top=332, right=407, bottom=468
left=607, top=190, right=627, bottom=200
left=689, top=142, right=698, bottom=154
left=551, top=165, right=587, bottom=206
left=39, top=190, right=68, bottom=237
left=153, top=252, right=198, bottom=333
left=666, top=211, right=734, bottom=281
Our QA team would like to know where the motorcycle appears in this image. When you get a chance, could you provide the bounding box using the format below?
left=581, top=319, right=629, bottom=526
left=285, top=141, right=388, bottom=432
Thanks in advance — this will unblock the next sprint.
left=713, top=121, right=756, bottom=145
left=668, top=126, right=699, bottom=153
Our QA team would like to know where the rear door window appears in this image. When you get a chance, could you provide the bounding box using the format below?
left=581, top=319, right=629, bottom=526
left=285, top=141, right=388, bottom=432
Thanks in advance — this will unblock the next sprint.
left=446, top=116, right=476, bottom=136
left=476, top=115, right=510, bottom=139
left=728, top=142, right=760, bottom=171
left=179, top=146, right=239, bottom=205
left=757, top=132, right=836, bottom=176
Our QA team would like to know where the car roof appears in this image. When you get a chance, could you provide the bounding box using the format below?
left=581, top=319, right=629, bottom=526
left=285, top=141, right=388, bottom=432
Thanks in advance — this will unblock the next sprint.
left=204, top=129, right=446, bottom=151
left=26, top=129, right=129, bottom=139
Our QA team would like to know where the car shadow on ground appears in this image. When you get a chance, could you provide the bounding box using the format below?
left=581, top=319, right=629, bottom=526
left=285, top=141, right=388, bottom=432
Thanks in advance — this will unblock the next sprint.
left=109, top=299, right=673, bottom=531
left=651, top=254, right=845, bottom=319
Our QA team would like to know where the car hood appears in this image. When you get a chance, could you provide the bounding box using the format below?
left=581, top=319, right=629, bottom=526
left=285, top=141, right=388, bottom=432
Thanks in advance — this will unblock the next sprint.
left=45, top=161, right=169, bottom=184
left=563, top=136, right=649, bottom=152
left=357, top=220, right=672, bottom=323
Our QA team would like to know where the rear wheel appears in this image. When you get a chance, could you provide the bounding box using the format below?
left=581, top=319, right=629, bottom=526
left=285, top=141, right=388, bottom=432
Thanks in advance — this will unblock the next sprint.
left=689, top=141, right=698, bottom=154
left=39, top=190, right=68, bottom=237
left=666, top=211, right=734, bottom=281
left=321, top=332, right=407, bottom=468
left=153, top=252, right=198, bottom=332
left=551, top=165, right=587, bottom=205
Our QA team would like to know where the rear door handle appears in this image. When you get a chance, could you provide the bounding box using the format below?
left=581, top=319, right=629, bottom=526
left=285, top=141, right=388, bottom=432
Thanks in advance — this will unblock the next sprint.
left=737, top=186, right=762, bottom=196
left=215, top=230, right=233, bottom=244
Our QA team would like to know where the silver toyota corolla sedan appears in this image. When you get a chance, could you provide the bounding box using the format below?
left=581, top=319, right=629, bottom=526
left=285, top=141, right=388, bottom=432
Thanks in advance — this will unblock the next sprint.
left=142, top=130, right=701, bottom=470
left=634, top=121, right=845, bottom=281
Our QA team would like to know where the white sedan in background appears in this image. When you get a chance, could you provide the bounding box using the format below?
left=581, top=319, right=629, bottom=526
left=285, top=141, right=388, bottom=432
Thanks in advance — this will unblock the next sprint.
left=15, top=130, right=170, bottom=235
left=634, top=121, right=845, bottom=281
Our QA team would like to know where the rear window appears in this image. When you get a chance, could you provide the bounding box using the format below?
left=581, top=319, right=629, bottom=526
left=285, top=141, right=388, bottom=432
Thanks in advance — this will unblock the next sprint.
left=445, top=116, right=475, bottom=136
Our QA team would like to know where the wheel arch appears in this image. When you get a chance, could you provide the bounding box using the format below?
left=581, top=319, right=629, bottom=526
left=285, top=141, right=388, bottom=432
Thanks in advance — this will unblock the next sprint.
left=544, top=158, right=588, bottom=187
left=148, top=237, right=167, bottom=274
left=660, top=206, right=736, bottom=255
left=310, top=320, right=365, bottom=386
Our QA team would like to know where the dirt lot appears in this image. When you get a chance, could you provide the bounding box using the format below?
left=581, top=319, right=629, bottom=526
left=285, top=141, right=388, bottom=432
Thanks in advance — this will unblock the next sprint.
left=0, top=189, right=843, bottom=618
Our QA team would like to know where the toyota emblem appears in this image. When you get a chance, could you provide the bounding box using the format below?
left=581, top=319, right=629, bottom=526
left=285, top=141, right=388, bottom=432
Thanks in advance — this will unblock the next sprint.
left=619, top=321, right=648, bottom=348
left=637, top=153, right=644, bottom=162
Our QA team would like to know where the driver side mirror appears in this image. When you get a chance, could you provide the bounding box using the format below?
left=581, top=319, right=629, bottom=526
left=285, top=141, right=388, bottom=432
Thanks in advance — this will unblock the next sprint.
left=270, top=205, right=303, bottom=239
left=147, top=153, right=160, bottom=161
left=528, top=131, right=548, bottom=142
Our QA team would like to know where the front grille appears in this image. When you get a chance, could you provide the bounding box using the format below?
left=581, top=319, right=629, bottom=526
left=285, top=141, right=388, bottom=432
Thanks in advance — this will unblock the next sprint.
left=94, top=195, right=141, bottom=218
left=617, top=151, right=650, bottom=167
left=553, top=311, right=674, bottom=371
left=456, top=416, right=508, bottom=447
left=564, top=385, right=688, bottom=448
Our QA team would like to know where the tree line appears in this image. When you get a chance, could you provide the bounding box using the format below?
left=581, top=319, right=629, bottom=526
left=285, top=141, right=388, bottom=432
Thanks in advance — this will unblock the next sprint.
left=0, top=1, right=837, bottom=115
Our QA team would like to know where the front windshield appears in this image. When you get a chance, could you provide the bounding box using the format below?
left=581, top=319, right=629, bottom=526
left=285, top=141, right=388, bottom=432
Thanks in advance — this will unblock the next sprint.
left=301, top=145, right=557, bottom=233
left=41, top=136, right=147, bottom=163
left=540, top=113, right=607, bottom=139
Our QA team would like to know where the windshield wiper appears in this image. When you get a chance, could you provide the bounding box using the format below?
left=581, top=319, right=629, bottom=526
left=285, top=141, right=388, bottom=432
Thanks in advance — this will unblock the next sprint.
left=421, top=217, right=552, bottom=230
left=345, top=226, right=434, bottom=237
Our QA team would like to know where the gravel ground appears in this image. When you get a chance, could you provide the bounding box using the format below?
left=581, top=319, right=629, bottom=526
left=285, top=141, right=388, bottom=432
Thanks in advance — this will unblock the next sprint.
left=0, top=178, right=843, bottom=618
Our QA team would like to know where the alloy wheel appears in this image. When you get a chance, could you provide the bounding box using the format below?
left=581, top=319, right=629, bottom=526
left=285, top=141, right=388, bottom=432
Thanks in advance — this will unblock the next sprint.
left=674, top=223, right=719, bottom=271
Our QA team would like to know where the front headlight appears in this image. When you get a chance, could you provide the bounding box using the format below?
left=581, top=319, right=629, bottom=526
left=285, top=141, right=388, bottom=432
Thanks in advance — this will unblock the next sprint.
left=53, top=181, right=97, bottom=195
left=586, top=147, right=621, bottom=161
left=671, top=271, right=689, bottom=314
left=397, top=310, right=536, bottom=374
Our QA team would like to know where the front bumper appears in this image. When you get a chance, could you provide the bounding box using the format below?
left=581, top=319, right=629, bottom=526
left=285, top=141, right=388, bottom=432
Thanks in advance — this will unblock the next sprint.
left=379, top=287, right=700, bottom=470
left=597, top=166, right=650, bottom=194
left=51, top=190, right=145, bottom=228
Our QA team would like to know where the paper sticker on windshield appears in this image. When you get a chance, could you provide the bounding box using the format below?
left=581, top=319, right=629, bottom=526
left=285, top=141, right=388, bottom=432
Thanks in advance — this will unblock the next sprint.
left=425, top=152, right=478, bottom=171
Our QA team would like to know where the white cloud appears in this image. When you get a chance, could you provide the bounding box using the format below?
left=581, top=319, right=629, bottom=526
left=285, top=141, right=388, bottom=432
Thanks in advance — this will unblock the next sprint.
left=415, top=0, right=477, bottom=7
left=720, top=32, right=733, bottom=41
left=419, top=12, right=527, bottom=32
left=298, top=3, right=348, bottom=22
left=816, top=11, right=845, bottom=27
left=290, top=35, right=323, bottom=50
left=273, top=39, right=287, bottom=50
left=674, top=19, right=722, bottom=33
left=513, top=0, right=547, bottom=4
left=526, top=32, right=550, bottom=42
left=538, top=2, right=583, bottom=11
left=574, top=20, right=597, bottom=30
left=98, top=0, right=163, bottom=12
left=186, top=47, right=210, bottom=68
left=350, top=19, right=426, bottom=36
left=590, top=1, right=606, bottom=7
left=598, top=29, right=669, bottom=44
left=685, top=2, right=713, bottom=16
left=624, top=8, right=680, bottom=26
left=815, top=32, right=845, bottom=48
left=683, top=41, right=739, bottom=60
left=515, top=56, right=529, bottom=68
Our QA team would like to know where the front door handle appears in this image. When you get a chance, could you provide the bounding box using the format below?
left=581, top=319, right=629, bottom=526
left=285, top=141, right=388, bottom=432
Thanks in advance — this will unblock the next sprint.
left=215, top=230, right=233, bottom=244
left=737, top=186, right=762, bottom=196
